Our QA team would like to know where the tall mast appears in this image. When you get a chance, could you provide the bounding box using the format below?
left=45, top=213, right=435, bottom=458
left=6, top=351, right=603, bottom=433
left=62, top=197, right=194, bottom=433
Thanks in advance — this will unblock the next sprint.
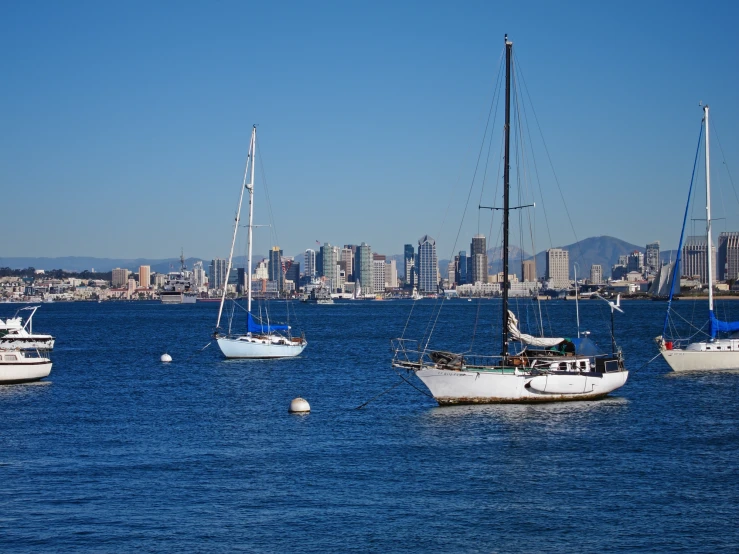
left=501, top=35, right=512, bottom=358
left=216, top=125, right=256, bottom=330
left=704, top=105, right=714, bottom=314
left=246, top=126, right=256, bottom=314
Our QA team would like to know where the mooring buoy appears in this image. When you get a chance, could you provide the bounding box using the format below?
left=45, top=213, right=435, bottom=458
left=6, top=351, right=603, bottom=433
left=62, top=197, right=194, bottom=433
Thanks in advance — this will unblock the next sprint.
left=289, top=397, right=310, bottom=413
left=160, top=353, right=172, bottom=363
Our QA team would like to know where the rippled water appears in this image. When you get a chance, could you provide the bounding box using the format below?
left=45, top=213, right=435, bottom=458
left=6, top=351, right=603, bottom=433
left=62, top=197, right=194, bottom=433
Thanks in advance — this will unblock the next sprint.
left=1, top=299, right=738, bottom=552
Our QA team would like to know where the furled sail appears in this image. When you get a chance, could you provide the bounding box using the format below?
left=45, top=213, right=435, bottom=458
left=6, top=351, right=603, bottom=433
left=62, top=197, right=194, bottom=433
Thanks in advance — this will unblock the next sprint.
left=709, top=311, right=739, bottom=338
left=247, top=312, right=289, bottom=334
left=507, top=310, right=563, bottom=347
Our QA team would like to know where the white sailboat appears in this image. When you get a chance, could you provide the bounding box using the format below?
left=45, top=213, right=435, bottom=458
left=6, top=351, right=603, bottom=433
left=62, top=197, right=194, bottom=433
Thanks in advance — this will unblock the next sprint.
left=391, top=36, right=628, bottom=404
left=213, top=126, right=307, bottom=359
left=657, top=105, right=739, bottom=371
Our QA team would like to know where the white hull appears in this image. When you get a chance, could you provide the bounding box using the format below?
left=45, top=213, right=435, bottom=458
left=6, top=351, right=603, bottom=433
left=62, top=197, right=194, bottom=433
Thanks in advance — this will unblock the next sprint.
left=0, top=352, right=52, bottom=384
left=217, top=335, right=307, bottom=359
left=660, top=345, right=739, bottom=372
left=416, top=367, right=629, bottom=405
left=161, top=293, right=197, bottom=304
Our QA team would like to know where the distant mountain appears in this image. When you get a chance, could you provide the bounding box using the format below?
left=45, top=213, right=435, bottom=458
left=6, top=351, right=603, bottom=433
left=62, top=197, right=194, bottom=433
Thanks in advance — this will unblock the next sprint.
left=530, top=236, right=645, bottom=280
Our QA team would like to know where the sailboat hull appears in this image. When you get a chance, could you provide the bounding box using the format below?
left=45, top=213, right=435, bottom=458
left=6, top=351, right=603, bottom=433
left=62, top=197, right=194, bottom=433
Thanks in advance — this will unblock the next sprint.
left=216, top=335, right=306, bottom=359
left=416, top=368, right=629, bottom=405
left=660, top=342, right=739, bottom=372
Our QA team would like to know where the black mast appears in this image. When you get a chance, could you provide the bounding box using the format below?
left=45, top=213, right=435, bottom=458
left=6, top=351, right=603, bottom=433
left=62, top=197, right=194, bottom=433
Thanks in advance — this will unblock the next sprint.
left=501, top=35, right=512, bottom=359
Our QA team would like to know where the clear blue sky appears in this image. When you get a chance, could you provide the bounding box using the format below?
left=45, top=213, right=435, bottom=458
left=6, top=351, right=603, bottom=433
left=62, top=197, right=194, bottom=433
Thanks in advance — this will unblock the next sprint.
left=2, top=0, right=739, bottom=263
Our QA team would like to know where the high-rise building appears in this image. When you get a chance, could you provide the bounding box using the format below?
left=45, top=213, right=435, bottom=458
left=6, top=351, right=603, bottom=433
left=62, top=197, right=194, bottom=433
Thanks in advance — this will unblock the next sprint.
left=417, top=235, right=438, bottom=293
left=340, top=247, right=354, bottom=282
left=320, top=243, right=339, bottom=289
left=304, top=249, right=316, bottom=279
left=470, top=234, right=488, bottom=284
left=285, top=259, right=300, bottom=285
left=373, top=255, right=386, bottom=294
left=718, top=232, right=739, bottom=281
left=590, top=264, right=603, bottom=284
left=138, top=265, right=151, bottom=288
left=545, top=248, right=569, bottom=289
left=269, top=247, right=284, bottom=290
left=522, top=259, right=536, bottom=282
left=645, top=242, right=660, bottom=274
left=209, top=258, right=228, bottom=290
left=112, top=268, right=130, bottom=288
left=682, top=236, right=715, bottom=285
left=455, top=250, right=468, bottom=285
left=356, top=243, right=372, bottom=296
left=385, top=259, right=398, bottom=289
left=627, top=251, right=644, bottom=273
left=403, top=244, right=415, bottom=288
left=192, top=261, right=206, bottom=288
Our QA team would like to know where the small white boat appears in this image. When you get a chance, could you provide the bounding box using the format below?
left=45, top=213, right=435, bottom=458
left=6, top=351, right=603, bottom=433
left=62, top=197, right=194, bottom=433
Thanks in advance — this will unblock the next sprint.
left=0, top=349, right=52, bottom=384
left=0, top=306, right=55, bottom=351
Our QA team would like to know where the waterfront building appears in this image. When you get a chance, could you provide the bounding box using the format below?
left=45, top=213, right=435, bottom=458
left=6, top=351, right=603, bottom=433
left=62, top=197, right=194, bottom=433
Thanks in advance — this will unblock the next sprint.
left=254, top=259, right=269, bottom=280
left=209, top=258, right=228, bottom=291
left=356, top=243, right=372, bottom=296
left=304, top=249, right=316, bottom=279
left=522, top=259, right=536, bottom=283
left=285, top=259, right=299, bottom=285
left=112, top=268, right=130, bottom=288
left=404, top=244, right=415, bottom=288
left=545, top=248, right=569, bottom=289
left=417, top=235, right=438, bottom=293
left=645, top=241, right=660, bottom=274
left=682, top=236, right=716, bottom=285
left=470, top=234, right=488, bottom=285
left=138, top=265, right=151, bottom=288
left=373, top=255, right=386, bottom=294
left=590, top=264, right=603, bottom=285
left=268, top=247, right=284, bottom=291
left=718, top=232, right=739, bottom=281
left=320, top=243, right=339, bottom=290
left=455, top=250, right=468, bottom=285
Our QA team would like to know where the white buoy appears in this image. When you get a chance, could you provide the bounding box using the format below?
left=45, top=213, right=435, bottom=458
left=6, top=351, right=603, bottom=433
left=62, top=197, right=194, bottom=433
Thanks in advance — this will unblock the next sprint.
left=160, top=353, right=172, bottom=363
left=289, top=397, right=310, bottom=413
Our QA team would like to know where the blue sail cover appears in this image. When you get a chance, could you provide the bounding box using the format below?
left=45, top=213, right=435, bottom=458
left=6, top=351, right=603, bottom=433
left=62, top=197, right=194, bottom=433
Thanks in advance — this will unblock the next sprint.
left=247, top=312, right=290, bottom=334
left=709, top=310, right=739, bottom=338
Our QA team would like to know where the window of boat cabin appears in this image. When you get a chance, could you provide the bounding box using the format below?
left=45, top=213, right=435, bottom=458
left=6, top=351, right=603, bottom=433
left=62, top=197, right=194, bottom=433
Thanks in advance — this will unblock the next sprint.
left=4, top=354, right=18, bottom=361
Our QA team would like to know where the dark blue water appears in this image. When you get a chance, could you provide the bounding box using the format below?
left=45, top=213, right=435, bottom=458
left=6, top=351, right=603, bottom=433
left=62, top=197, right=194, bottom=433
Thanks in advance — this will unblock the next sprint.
left=1, top=299, right=738, bottom=552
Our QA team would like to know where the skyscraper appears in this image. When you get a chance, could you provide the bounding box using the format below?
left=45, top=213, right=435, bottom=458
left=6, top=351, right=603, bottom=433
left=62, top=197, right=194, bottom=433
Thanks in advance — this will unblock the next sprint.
left=192, top=261, right=206, bottom=288
left=718, top=232, right=739, bottom=281
left=590, top=264, right=603, bottom=284
left=320, top=243, right=339, bottom=289
left=522, top=259, right=536, bottom=282
left=403, top=244, right=415, bottom=288
left=112, top=268, right=130, bottom=288
left=340, top=247, right=354, bottom=282
left=683, top=236, right=715, bottom=285
left=627, top=251, right=644, bottom=273
left=373, top=254, right=386, bottom=294
left=545, top=248, right=569, bottom=289
left=269, top=247, right=284, bottom=291
left=138, top=265, right=151, bottom=288
left=456, top=250, right=468, bottom=285
left=209, top=258, right=228, bottom=290
left=470, top=234, right=488, bottom=284
left=417, top=235, right=438, bottom=293
left=645, top=241, right=660, bottom=274
left=304, top=249, right=316, bottom=279
left=356, top=243, right=372, bottom=296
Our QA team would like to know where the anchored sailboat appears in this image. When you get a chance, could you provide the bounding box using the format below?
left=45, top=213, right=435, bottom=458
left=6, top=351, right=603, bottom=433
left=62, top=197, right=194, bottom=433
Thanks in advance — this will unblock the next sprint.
left=213, top=126, right=307, bottom=359
left=656, top=105, right=739, bottom=371
left=391, top=36, right=628, bottom=404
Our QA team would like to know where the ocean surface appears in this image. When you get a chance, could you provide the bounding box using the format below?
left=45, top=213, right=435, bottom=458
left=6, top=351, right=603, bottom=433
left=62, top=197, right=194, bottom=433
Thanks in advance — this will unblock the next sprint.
left=1, top=298, right=738, bottom=553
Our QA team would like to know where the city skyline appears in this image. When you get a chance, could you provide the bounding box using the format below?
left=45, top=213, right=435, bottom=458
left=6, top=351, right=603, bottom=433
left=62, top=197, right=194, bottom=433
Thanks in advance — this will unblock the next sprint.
left=3, top=2, right=739, bottom=260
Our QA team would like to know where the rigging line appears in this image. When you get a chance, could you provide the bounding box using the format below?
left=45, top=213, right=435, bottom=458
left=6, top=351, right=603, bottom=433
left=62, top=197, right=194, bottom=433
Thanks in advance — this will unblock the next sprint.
left=390, top=365, right=434, bottom=398
left=446, top=48, right=506, bottom=264
left=255, top=136, right=280, bottom=250
left=354, top=379, right=405, bottom=410
left=711, top=121, right=739, bottom=209
left=638, top=351, right=665, bottom=371
left=516, top=61, right=582, bottom=268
